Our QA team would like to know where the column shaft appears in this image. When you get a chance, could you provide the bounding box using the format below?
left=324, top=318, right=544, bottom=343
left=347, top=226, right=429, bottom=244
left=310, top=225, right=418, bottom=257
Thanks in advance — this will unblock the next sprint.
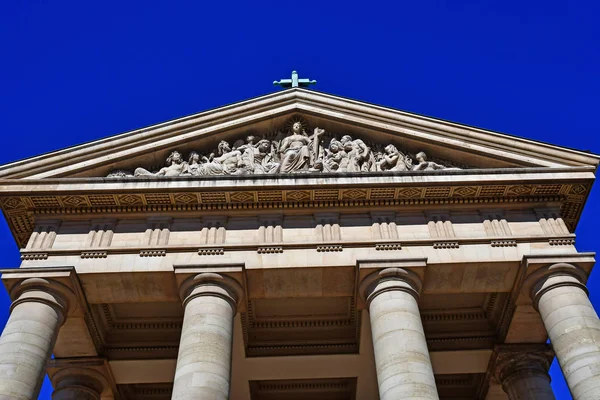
left=172, top=274, right=241, bottom=400
left=366, top=271, right=439, bottom=400
left=0, top=290, right=64, bottom=400
left=502, top=370, right=555, bottom=400
left=536, top=274, right=600, bottom=400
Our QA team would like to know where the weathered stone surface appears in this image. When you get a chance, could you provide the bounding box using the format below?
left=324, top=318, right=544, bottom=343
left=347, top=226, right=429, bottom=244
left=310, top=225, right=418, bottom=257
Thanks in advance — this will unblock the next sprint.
left=529, top=264, right=600, bottom=400
left=171, top=273, right=243, bottom=400
left=360, top=268, right=439, bottom=400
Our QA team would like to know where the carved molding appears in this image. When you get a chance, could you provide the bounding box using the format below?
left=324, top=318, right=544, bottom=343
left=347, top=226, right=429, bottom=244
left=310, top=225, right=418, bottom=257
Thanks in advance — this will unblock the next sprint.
left=18, top=234, right=576, bottom=262
left=257, top=246, right=283, bottom=254
left=549, top=238, right=576, bottom=246
left=1, top=182, right=586, bottom=249
left=20, top=252, right=48, bottom=260
left=139, top=249, right=166, bottom=257
left=490, top=240, right=517, bottom=247
left=197, top=248, right=225, bottom=256
left=81, top=251, right=108, bottom=259
left=375, top=242, right=402, bottom=250
left=433, top=241, right=459, bottom=249
left=316, top=245, right=343, bottom=252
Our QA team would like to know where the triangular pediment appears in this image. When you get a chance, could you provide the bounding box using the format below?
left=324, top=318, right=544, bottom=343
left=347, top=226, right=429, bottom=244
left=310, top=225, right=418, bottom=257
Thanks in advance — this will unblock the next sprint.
left=0, top=88, right=598, bottom=180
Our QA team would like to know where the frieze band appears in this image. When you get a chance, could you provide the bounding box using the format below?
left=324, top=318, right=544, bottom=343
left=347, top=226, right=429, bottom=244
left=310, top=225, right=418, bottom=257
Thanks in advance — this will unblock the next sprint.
left=107, top=118, right=460, bottom=177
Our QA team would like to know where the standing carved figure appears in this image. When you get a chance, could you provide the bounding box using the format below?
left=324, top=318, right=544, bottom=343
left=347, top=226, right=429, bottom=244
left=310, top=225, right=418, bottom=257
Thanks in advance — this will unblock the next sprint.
left=341, top=141, right=361, bottom=172
left=134, top=150, right=186, bottom=177
left=324, top=139, right=344, bottom=172
left=340, top=135, right=374, bottom=172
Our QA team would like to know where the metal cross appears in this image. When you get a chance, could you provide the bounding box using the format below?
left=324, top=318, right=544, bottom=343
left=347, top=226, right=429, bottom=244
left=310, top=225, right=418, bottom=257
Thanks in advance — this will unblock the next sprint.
left=273, top=70, right=316, bottom=88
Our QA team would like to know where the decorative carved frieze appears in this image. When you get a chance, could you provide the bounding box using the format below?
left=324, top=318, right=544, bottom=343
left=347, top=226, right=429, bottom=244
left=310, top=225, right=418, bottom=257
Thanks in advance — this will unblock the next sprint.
left=0, top=181, right=585, bottom=249
left=107, top=117, right=460, bottom=178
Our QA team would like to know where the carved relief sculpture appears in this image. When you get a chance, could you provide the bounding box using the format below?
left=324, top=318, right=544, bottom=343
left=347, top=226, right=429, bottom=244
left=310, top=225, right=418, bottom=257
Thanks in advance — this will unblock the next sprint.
left=108, top=118, right=459, bottom=178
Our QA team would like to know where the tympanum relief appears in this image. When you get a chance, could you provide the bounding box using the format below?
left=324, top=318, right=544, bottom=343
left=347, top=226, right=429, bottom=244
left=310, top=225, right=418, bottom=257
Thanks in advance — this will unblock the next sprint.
left=107, top=118, right=460, bottom=178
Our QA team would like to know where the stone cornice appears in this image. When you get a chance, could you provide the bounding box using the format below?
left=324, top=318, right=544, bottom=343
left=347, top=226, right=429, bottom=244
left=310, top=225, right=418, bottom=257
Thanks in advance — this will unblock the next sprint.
left=0, top=170, right=590, bottom=248
left=1, top=89, right=598, bottom=180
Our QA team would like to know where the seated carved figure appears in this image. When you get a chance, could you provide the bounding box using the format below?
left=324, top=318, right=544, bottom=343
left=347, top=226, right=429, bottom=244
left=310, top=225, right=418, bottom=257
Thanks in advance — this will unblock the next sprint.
left=252, top=139, right=280, bottom=174
left=182, top=152, right=202, bottom=176
left=134, top=151, right=186, bottom=177
left=279, top=122, right=312, bottom=173
left=377, top=145, right=409, bottom=171
left=202, top=141, right=244, bottom=175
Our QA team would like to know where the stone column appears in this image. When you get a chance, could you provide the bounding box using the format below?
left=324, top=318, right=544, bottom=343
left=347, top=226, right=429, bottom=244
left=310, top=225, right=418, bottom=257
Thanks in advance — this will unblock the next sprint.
left=172, top=273, right=243, bottom=400
left=529, top=263, right=600, bottom=400
left=51, top=368, right=106, bottom=400
left=359, top=267, right=439, bottom=400
left=0, top=278, right=72, bottom=400
left=494, top=346, right=555, bottom=400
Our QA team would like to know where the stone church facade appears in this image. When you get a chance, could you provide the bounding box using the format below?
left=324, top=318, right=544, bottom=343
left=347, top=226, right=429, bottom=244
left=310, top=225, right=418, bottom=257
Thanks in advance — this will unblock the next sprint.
left=0, top=88, right=599, bottom=399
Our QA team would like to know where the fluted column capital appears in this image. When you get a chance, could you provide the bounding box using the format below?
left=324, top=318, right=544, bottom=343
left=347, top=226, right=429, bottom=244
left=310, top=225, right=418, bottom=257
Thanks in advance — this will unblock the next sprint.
left=359, top=267, right=423, bottom=307
left=9, top=277, right=77, bottom=326
left=524, top=262, right=588, bottom=310
left=178, top=272, right=244, bottom=313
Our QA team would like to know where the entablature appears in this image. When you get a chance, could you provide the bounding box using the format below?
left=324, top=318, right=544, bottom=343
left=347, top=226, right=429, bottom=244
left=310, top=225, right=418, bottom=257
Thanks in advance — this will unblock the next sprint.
left=0, top=167, right=593, bottom=249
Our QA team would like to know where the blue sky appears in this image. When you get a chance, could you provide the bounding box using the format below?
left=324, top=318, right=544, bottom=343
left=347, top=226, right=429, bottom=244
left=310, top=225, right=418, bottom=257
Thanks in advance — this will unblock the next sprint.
left=1, top=1, right=599, bottom=398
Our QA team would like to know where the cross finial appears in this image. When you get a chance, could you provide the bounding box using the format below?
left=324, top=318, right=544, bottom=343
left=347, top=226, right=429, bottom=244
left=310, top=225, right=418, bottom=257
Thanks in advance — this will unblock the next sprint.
left=273, top=70, right=316, bottom=88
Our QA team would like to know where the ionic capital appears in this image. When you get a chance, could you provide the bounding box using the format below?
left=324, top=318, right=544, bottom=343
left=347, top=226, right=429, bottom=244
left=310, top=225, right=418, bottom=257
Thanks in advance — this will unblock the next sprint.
left=9, top=277, right=77, bottom=325
left=524, top=263, right=588, bottom=310
left=359, top=267, right=423, bottom=306
left=179, top=272, right=244, bottom=312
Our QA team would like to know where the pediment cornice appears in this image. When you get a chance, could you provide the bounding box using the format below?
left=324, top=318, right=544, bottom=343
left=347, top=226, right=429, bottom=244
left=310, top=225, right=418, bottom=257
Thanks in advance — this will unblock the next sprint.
left=0, top=89, right=598, bottom=180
